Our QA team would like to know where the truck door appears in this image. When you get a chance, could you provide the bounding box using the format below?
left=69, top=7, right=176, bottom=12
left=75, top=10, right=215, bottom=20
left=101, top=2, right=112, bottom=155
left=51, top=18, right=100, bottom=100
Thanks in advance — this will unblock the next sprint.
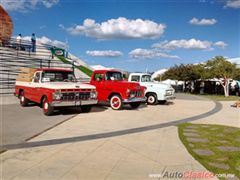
left=91, top=73, right=105, bottom=101
left=30, top=71, right=42, bottom=102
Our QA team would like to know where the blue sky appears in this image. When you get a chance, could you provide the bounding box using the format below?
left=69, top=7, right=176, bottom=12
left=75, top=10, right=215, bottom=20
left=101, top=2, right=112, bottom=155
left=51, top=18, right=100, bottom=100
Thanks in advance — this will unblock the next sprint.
left=1, top=0, right=240, bottom=72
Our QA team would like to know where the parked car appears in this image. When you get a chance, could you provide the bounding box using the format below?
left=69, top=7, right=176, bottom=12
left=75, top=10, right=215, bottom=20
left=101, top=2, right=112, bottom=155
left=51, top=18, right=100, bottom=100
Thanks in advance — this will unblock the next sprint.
left=15, top=68, right=98, bottom=115
left=128, top=73, right=175, bottom=105
left=90, top=70, right=146, bottom=110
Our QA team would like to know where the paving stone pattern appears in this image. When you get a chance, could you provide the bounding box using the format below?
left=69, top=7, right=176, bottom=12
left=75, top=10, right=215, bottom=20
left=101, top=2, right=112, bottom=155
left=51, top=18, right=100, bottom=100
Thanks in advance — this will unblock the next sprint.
left=183, top=132, right=200, bottom=137
left=181, top=124, right=240, bottom=179
left=208, top=162, right=230, bottom=170
left=217, top=146, right=240, bottom=152
left=193, top=149, right=214, bottom=156
left=187, top=137, right=209, bottom=143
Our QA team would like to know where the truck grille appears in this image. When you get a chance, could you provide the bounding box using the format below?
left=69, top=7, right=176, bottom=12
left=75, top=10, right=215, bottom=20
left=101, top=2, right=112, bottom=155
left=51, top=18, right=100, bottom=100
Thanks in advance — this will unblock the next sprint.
left=61, top=92, right=91, bottom=101
left=130, top=90, right=142, bottom=97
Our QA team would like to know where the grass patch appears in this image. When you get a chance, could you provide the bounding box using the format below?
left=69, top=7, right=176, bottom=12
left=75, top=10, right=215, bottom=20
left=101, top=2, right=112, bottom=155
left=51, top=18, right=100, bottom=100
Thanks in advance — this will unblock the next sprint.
left=178, top=123, right=240, bottom=179
left=56, top=55, right=71, bottom=64
left=77, top=65, right=93, bottom=77
left=56, top=55, right=93, bottom=77
left=198, top=94, right=240, bottom=101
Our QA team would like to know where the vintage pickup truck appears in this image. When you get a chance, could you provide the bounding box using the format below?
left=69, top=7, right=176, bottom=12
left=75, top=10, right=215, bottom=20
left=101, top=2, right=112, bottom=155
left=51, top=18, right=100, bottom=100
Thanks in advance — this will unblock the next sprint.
left=15, top=68, right=98, bottom=115
left=128, top=73, right=175, bottom=105
left=90, top=70, right=146, bottom=110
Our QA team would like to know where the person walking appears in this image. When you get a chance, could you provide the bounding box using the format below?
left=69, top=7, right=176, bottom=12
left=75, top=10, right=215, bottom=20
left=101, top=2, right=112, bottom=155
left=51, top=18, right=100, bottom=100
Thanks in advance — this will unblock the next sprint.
left=16, top=34, right=22, bottom=50
left=31, top=33, right=36, bottom=52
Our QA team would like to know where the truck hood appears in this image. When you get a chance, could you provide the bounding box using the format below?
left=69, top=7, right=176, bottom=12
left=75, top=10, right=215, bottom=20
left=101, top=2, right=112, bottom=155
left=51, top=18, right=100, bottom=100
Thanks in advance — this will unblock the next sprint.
left=108, top=80, right=142, bottom=89
left=41, top=82, right=96, bottom=90
left=143, top=82, right=173, bottom=89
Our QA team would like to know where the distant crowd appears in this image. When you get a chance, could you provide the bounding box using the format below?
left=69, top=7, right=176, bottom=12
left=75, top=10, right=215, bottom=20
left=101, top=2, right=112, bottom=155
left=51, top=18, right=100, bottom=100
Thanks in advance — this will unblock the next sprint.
left=173, top=80, right=240, bottom=96
left=16, top=33, right=36, bottom=52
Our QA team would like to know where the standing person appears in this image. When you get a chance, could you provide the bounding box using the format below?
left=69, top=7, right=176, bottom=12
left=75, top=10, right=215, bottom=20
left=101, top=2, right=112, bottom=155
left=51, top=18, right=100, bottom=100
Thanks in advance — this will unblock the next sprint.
left=16, top=34, right=22, bottom=50
left=31, top=33, right=36, bottom=52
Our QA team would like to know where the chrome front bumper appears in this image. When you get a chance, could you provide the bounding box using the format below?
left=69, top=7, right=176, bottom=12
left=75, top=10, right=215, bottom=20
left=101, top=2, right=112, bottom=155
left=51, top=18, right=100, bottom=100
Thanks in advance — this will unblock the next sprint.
left=123, top=97, right=147, bottom=103
left=51, top=99, right=98, bottom=107
left=164, top=96, right=176, bottom=100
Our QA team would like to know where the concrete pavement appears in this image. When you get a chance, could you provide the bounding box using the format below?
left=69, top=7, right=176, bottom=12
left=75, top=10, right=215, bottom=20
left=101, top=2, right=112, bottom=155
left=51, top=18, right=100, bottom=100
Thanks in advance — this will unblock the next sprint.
left=1, top=94, right=238, bottom=179
left=0, top=96, right=78, bottom=145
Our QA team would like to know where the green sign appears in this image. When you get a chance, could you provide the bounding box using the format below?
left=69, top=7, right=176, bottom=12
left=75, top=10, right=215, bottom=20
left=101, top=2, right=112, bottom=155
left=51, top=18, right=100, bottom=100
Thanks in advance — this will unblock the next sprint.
left=51, top=48, right=65, bottom=57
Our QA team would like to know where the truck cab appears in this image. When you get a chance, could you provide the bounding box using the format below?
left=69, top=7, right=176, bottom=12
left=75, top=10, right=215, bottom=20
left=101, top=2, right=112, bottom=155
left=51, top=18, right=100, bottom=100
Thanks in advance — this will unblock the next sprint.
left=90, top=70, right=146, bottom=110
left=128, top=73, right=175, bottom=105
left=15, top=68, right=98, bottom=115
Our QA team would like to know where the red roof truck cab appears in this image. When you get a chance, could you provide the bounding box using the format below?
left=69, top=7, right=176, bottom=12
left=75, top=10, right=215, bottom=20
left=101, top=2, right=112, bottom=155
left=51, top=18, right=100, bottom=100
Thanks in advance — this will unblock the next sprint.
left=90, top=69, right=146, bottom=110
left=15, top=68, right=98, bottom=115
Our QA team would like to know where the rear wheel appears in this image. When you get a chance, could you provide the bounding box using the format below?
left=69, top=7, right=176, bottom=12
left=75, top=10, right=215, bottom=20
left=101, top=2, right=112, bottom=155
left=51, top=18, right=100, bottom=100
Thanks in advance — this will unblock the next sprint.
left=19, top=91, right=29, bottom=107
left=42, top=97, right=54, bottom=116
left=146, top=93, right=158, bottom=105
left=130, top=102, right=141, bottom=109
left=110, top=95, right=123, bottom=110
left=81, top=105, right=92, bottom=113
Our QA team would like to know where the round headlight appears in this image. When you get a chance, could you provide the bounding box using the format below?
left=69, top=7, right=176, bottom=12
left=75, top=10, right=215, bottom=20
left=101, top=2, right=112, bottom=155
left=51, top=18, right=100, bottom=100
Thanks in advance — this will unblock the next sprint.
left=90, top=91, right=97, bottom=99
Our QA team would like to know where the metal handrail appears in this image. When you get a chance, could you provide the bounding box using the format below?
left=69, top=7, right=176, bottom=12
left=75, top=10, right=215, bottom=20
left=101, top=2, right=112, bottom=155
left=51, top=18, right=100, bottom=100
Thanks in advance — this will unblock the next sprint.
left=0, top=38, right=72, bottom=95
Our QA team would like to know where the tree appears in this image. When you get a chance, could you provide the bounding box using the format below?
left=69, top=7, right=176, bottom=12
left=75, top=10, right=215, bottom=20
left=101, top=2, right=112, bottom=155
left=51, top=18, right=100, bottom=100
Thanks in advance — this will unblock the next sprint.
left=205, top=56, right=239, bottom=97
left=161, top=64, right=204, bottom=81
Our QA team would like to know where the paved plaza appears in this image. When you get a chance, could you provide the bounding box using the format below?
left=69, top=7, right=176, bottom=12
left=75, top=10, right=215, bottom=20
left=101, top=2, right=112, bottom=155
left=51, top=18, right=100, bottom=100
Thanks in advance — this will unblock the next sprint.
left=0, top=94, right=239, bottom=179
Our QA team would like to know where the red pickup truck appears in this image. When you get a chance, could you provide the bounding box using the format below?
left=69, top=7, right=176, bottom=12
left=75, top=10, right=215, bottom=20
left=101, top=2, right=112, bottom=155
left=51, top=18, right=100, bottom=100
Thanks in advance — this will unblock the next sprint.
left=15, top=68, right=98, bottom=115
left=90, top=69, right=146, bottom=110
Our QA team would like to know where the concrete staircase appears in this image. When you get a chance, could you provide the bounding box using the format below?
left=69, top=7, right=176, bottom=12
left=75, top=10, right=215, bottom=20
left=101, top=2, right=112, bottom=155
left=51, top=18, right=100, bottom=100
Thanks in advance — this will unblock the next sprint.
left=0, top=40, right=92, bottom=95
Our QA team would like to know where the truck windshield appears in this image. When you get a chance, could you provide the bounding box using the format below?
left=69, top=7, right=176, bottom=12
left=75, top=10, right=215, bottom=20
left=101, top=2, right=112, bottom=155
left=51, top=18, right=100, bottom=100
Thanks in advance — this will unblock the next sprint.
left=105, top=72, right=123, bottom=81
left=41, top=71, right=76, bottom=82
left=141, top=75, right=152, bottom=82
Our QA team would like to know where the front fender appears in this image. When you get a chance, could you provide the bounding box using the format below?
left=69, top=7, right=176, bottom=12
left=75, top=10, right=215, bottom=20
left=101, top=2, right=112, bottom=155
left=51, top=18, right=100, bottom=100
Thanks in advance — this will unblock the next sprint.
left=145, top=87, right=166, bottom=101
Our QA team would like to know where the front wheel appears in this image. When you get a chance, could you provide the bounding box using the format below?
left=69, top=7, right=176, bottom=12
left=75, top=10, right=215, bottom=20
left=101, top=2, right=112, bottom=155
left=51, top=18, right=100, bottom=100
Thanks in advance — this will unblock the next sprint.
left=130, top=102, right=141, bottom=109
left=146, top=94, right=158, bottom=105
left=42, top=97, right=54, bottom=116
left=81, top=105, right=92, bottom=113
left=19, top=91, right=29, bottom=107
left=110, top=95, right=123, bottom=110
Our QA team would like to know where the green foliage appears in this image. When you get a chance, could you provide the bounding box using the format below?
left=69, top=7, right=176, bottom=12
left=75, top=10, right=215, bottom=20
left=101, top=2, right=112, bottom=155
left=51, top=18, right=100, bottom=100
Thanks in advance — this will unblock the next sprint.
left=205, top=56, right=238, bottom=79
left=161, top=64, right=204, bottom=81
left=161, top=56, right=239, bottom=81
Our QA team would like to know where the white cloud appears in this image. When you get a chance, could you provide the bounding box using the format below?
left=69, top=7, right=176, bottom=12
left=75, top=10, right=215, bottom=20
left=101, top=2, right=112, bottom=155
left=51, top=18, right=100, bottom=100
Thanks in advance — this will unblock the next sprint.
left=1, top=0, right=59, bottom=11
left=91, top=65, right=114, bottom=70
left=214, top=41, right=228, bottom=49
left=22, top=36, right=67, bottom=49
left=152, top=39, right=213, bottom=50
left=65, top=17, right=166, bottom=40
left=42, top=0, right=59, bottom=8
left=86, top=50, right=123, bottom=57
left=228, top=57, right=240, bottom=67
left=189, top=18, right=217, bottom=25
left=224, top=0, right=240, bottom=8
left=128, top=48, right=179, bottom=59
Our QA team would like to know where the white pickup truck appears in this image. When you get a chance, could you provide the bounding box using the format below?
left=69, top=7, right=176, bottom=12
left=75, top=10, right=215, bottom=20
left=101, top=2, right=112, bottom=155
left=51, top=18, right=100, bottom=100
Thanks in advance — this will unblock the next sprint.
left=128, top=73, right=175, bottom=105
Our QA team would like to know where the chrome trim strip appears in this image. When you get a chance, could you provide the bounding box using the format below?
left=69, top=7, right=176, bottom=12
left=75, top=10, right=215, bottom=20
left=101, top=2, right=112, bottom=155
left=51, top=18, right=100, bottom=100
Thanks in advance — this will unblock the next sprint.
left=123, top=97, right=147, bottom=103
left=51, top=99, right=98, bottom=107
